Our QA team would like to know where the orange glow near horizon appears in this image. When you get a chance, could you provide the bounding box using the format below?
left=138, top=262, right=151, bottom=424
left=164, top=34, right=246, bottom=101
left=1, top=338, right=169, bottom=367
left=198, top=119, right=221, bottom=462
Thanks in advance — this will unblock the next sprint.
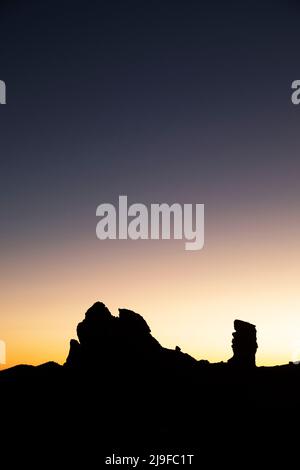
left=1, top=205, right=300, bottom=370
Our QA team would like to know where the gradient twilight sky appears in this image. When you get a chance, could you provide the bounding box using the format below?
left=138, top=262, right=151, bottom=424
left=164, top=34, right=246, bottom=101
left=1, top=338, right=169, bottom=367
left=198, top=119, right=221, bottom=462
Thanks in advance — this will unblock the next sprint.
left=1, top=0, right=300, bottom=369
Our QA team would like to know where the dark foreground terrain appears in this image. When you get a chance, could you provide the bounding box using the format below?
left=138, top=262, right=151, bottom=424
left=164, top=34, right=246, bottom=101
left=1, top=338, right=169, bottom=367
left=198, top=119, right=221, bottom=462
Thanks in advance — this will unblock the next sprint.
left=1, top=302, right=299, bottom=466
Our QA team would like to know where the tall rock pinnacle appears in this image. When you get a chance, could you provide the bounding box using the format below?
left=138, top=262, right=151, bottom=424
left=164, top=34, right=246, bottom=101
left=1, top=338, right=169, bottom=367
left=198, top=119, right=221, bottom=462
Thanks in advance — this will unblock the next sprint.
left=228, top=319, right=257, bottom=367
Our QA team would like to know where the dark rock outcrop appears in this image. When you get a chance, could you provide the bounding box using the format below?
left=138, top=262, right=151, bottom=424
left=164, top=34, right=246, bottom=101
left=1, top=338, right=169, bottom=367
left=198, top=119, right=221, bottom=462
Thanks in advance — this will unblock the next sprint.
left=2, top=301, right=300, bottom=463
left=65, top=301, right=192, bottom=371
left=228, top=319, right=257, bottom=367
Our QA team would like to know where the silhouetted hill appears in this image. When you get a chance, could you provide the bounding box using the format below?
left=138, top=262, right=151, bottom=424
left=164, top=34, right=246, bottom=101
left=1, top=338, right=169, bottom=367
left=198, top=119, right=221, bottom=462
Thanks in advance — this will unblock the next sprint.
left=1, top=301, right=300, bottom=465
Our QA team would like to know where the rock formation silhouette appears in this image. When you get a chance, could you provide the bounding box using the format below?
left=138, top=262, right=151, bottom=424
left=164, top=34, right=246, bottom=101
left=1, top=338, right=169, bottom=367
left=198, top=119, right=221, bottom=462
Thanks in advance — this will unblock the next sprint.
left=0, top=300, right=299, bottom=465
left=66, top=302, right=162, bottom=368
left=228, top=319, right=257, bottom=367
left=65, top=302, right=196, bottom=374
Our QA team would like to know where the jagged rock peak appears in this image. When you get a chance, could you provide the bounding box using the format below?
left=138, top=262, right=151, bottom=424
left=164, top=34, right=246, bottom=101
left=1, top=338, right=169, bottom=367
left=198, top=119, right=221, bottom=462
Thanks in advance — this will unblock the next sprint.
left=65, top=301, right=159, bottom=367
left=84, top=301, right=113, bottom=321
left=119, top=308, right=151, bottom=334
